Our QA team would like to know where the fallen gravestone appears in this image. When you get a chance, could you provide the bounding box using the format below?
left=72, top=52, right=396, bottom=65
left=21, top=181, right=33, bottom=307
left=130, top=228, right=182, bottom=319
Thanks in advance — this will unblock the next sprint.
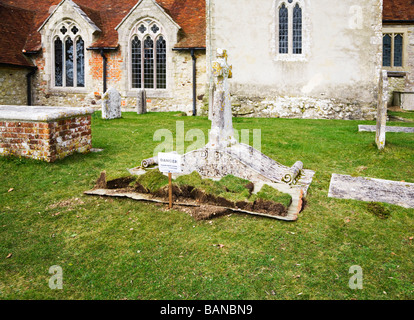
left=328, top=173, right=414, bottom=209
left=359, top=125, right=414, bottom=133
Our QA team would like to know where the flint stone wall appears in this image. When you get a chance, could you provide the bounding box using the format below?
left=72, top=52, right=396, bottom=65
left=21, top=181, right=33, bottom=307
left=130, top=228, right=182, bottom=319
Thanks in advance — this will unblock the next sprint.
left=231, top=96, right=377, bottom=120
left=0, top=67, right=28, bottom=106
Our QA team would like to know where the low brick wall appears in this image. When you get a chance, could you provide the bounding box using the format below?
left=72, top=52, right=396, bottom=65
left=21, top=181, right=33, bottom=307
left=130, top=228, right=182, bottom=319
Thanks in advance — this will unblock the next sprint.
left=0, top=106, right=94, bottom=162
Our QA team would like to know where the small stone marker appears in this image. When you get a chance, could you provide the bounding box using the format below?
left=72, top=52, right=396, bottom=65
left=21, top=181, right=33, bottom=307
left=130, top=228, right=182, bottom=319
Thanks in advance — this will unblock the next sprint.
left=328, top=174, right=414, bottom=209
left=137, top=89, right=147, bottom=114
left=102, top=87, right=122, bottom=119
left=359, top=125, right=414, bottom=133
left=376, top=70, right=389, bottom=150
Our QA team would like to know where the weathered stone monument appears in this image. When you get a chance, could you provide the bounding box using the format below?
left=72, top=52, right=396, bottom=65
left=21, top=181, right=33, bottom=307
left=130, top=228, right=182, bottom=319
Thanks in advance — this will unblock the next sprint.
left=137, top=89, right=147, bottom=115
left=102, top=87, right=122, bottom=120
left=95, top=49, right=315, bottom=220
left=177, top=49, right=315, bottom=197
left=376, top=70, right=389, bottom=150
left=208, top=48, right=237, bottom=149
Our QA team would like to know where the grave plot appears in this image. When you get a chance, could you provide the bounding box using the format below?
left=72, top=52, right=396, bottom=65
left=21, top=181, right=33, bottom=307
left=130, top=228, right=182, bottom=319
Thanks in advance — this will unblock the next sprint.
left=85, top=170, right=305, bottom=221
left=328, top=174, right=414, bottom=209
left=0, top=105, right=94, bottom=162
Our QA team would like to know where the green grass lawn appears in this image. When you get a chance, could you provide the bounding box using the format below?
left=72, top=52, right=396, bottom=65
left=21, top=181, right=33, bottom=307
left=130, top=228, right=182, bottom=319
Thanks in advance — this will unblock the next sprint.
left=0, top=111, right=413, bottom=300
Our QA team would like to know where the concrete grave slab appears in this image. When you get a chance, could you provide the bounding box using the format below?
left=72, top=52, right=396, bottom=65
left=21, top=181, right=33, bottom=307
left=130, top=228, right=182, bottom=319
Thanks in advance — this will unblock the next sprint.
left=328, top=174, right=414, bottom=209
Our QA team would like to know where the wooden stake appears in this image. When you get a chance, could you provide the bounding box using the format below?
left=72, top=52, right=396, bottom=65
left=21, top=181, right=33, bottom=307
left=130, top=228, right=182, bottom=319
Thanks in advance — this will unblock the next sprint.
left=168, top=172, right=173, bottom=209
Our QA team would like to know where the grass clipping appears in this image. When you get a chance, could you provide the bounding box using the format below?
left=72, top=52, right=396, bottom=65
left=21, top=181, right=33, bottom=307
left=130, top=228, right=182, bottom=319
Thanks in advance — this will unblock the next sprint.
left=130, top=170, right=292, bottom=219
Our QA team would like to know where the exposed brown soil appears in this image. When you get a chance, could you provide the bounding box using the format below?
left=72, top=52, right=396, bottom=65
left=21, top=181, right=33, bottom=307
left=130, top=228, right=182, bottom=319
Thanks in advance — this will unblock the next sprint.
left=106, top=177, right=134, bottom=189
left=93, top=172, right=289, bottom=220
left=132, top=181, right=288, bottom=219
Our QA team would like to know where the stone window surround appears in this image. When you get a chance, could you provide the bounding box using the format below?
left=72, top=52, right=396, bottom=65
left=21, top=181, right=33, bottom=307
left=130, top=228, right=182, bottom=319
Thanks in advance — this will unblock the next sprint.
left=128, top=18, right=168, bottom=93
left=52, top=21, right=85, bottom=89
left=382, top=26, right=408, bottom=72
left=115, top=0, right=181, bottom=99
left=40, top=17, right=95, bottom=95
left=271, top=0, right=310, bottom=62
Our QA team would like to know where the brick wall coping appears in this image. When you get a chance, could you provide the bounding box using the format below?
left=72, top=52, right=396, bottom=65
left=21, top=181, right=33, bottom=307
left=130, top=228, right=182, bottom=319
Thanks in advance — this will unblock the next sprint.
left=0, top=105, right=95, bottom=122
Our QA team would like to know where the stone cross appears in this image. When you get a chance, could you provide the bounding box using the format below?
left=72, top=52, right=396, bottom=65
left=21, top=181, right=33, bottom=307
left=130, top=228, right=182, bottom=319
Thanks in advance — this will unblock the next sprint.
left=208, top=48, right=237, bottom=149
left=102, top=87, right=122, bottom=120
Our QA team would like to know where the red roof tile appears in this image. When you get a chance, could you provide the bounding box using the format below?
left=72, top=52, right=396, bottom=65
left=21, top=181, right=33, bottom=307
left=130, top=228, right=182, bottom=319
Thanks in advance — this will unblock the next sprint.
left=383, top=0, right=414, bottom=21
left=0, top=0, right=205, bottom=56
left=0, top=2, right=36, bottom=67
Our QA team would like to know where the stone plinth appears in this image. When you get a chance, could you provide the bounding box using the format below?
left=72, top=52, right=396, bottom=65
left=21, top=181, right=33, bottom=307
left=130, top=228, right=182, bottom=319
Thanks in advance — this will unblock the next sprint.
left=0, top=105, right=94, bottom=162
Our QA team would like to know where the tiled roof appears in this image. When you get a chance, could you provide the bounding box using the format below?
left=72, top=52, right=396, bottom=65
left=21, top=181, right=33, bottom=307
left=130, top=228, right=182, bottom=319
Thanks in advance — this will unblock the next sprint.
left=0, top=2, right=36, bottom=67
left=383, top=0, right=414, bottom=21
left=0, top=0, right=205, bottom=67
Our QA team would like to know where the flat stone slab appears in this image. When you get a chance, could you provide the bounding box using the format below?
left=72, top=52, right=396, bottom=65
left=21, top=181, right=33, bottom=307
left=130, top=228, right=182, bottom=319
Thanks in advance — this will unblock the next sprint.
left=0, top=105, right=95, bottom=122
left=328, top=174, right=414, bottom=209
left=359, top=125, right=414, bottom=133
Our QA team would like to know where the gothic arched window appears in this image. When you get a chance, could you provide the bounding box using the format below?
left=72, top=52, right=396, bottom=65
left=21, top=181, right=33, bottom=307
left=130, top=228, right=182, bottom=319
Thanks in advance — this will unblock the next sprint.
left=130, top=19, right=167, bottom=89
left=54, top=22, right=85, bottom=87
left=292, top=4, right=302, bottom=54
left=279, top=4, right=289, bottom=54
left=276, top=1, right=305, bottom=58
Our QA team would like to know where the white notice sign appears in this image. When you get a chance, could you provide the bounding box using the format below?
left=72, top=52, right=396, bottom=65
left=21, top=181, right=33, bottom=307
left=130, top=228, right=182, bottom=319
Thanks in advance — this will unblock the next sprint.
left=158, top=152, right=182, bottom=173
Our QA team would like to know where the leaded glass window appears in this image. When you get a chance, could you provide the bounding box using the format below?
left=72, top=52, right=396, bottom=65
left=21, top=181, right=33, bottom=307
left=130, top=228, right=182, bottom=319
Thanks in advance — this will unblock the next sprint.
left=76, top=38, right=85, bottom=87
left=132, top=36, right=142, bottom=89
left=144, top=37, right=154, bottom=89
left=293, top=4, right=302, bottom=54
left=65, top=38, right=74, bottom=87
left=279, top=4, right=288, bottom=54
left=276, top=1, right=305, bottom=57
left=383, top=34, right=392, bottom=67
left=156, top=37, right=167, bottom=89
left=55, top=38, right=63, bottom=87
left=130, top=20, right=167, bottom=89
left=394, top=34, right=403, bottom=67
left=54, top=23, right=85, bottom=88
left=382, top=32, right=405, bottom=69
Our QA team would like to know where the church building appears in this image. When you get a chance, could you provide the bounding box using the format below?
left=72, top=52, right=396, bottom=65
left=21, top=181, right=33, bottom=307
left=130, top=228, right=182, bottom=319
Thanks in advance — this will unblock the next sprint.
left=0, top=0, right=412, bottom=119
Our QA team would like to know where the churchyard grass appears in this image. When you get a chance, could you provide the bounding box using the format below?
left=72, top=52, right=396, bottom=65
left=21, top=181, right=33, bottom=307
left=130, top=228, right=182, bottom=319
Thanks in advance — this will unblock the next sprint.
left=0, top=111, right=413, bottom=300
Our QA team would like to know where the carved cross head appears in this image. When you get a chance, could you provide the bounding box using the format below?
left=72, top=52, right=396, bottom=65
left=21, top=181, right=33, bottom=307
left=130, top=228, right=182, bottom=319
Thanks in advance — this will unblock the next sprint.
left=212, top=48, right=232, bottom=80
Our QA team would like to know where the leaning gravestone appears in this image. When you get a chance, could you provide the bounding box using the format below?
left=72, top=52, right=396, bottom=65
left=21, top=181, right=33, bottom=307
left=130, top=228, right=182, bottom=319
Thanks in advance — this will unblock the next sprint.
left=376, top=70, right=389, bottom=150
left=102, top=87, right=122, bottom=119
left=137, top=89, right=147, bottom=114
